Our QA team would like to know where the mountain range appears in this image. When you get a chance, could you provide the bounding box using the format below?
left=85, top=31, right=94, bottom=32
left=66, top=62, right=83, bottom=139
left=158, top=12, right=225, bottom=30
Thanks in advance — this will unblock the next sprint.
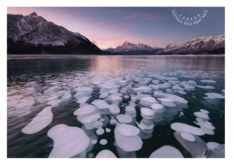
left=156, top=34, right=225, bottom=55
left=7, top=12, right=225, bottom=55
left=103, top=41, right=161, bottom=55
left=7, top=12, right=102, bottom=54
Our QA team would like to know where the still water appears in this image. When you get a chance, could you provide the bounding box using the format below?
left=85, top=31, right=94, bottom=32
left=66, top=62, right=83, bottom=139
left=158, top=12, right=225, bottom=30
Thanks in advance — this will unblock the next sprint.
left=7, top=55, right=225, bottom=158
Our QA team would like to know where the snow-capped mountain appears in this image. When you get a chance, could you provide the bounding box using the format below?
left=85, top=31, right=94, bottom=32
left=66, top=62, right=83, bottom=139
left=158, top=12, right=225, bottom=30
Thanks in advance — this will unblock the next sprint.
left=103, top=41, right=162, bottom=55
left=7, top=12, right=102, bottom=54
left=103, top=47, right=115, bottom=52
left=156, top=34, right=225, bottom=55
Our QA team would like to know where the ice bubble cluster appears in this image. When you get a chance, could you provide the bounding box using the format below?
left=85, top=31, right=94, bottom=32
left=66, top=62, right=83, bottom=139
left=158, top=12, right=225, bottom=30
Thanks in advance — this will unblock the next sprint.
left=197, top=85, right=215, bottom=89
left=139, top=108, right=155, bottom=136
left=100, top=92, right=109, bottom=99
left=80, top=113, right=101, bottom=130
left=91, top=140, right=97, bottom=144
left=207, top=142, right=222, bottom=150
left=114, top=124, right=142, bottom=152
left=74, top=104, right=97, bottom=121
left=173, top=131, right=208, bottom=158
left=149, top=145, right=183, bottom=158
left=200, top=80, right=217, bottom=83
left=140, top=97, right=157, bottom=108
left=92, top=100, right=109, bottom=110
left=180, top=132, right=195, bottom=142
left=125, top=105, right=136, bottom=118
left=194, top=110, right=215, bottom=135
left=206, top=93, right=225, bottom=99
left=106, top=128, right=111, bottom=133
left=77, top=97, right=90, bottom=104
left=117, top=124, right=140, bottom=137
left=109, top=104, right=120, bottom=116
left=171, top=122, right=205, bottom=136
left=151, top=104, right=164, bottom=123
left=96, top=128, right=105, bottom=135
left=7, top=67, right=224, bottom=158
left=116, top=114, right=132, bottom=124
left=47, top=99, right=61, bottom=108
left=22, top=106, right=53, bottom=134
left=96, top=149, right=117, bottom=158
left=100, top=139, right=108, bottom=145
left=47, top=124, right=89, bottom=158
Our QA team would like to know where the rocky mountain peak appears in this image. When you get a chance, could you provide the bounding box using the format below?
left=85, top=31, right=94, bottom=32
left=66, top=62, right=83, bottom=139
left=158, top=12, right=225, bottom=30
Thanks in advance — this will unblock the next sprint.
left=123, top=41, right=130, bottom=46
left=29, top=12, right=38, bottom=17
left=156, top=34, right=225, bottom=55
left=7, top=13, right=102, bottom=54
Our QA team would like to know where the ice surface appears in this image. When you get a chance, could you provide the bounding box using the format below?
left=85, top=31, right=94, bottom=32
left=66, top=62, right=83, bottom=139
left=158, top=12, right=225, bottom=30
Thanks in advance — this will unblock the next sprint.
left=47, top=124, right=89, bottom=158
left=22, top=106, right=53, bottom=134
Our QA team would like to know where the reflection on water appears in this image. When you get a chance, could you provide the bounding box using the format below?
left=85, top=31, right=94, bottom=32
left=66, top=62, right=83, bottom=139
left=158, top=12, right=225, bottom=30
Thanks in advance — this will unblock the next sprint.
left=7, top=55, right=225, bottom=158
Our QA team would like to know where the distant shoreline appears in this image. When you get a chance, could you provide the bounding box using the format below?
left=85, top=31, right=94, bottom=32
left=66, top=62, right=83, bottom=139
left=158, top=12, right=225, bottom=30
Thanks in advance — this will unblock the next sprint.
left=7, top=54, right=225, bottom=59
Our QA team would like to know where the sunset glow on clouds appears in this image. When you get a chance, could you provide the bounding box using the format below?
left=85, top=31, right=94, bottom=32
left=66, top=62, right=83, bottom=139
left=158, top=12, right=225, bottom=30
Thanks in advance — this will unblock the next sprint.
left=7, top=7, right=224, bottom=49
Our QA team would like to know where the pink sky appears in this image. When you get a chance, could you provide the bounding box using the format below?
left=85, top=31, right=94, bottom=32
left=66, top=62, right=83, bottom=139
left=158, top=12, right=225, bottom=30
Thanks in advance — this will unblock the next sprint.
left=7, top=7, right=225, bottom=49
left=7, top=7, right=165, bottom=49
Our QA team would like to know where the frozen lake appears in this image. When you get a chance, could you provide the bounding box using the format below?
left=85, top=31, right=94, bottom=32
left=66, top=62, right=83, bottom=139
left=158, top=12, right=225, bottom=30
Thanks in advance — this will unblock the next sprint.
left=7, top=55, right=225, bottom=158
